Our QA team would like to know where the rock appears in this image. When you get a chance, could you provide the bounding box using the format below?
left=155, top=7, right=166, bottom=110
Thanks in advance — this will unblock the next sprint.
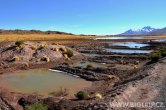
left=86, top=103, right=109, bottom=110
left=18, top=98, right=28, bottom=108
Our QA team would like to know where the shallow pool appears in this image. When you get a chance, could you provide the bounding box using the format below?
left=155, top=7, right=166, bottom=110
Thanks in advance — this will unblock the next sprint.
left=0, top=69, right=91, bottom=96
left=105, top=49, right=152, bottom=54
left=110, top=42, right=150, bottom=48
left=152, top=39, right=166, bottom=43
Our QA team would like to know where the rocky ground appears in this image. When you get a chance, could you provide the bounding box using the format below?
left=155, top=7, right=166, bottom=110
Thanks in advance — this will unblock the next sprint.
left=0, top=40, right=165, bottom=110
left=38, top=57, right=166, bottom=110
left=105, top=57, right=166, bottom=110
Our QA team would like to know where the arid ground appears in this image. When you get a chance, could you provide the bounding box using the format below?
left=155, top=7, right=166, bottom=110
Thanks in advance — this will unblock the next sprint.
left=0, top=33, right=166, bottom=110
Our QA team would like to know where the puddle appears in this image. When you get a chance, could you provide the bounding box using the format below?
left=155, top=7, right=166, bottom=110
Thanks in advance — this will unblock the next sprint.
left=0, top=69, right=91, bottom=96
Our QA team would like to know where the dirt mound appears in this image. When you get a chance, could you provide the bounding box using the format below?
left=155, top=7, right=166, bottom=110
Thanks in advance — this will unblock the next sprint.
left=0, top=41, right=79, bottom=65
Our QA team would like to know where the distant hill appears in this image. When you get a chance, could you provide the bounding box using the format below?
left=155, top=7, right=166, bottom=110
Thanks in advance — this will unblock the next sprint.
left=120, top=26, right=156, bottom=35
left=149, top=27, right=166, bottom=35
left=0, top=29, right=73, bottom=35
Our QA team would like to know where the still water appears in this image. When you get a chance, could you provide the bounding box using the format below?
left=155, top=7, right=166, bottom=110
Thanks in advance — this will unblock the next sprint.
left=0, top=69, right=91, bottom=96
left=105, top=49, right=152, bottom=54
left=110, top=42, right=150, bottom=48
left=94, top=36, right=146, bottom=40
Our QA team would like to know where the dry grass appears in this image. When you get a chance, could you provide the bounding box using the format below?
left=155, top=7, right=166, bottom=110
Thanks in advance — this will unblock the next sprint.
left=41, top=56, right=50, bottom=62
left=0, top=34, right=97, bottom=42
left=30, top=45, right=38, bottom=50
left=12, top=56, right=20, bottom=61
left=144, top=36, right=166, bottom=39
left=22, top=62, right=29, bottom=68
left=49, top=87, right=69, bottom=97
left=1, top=34, right=166, bottom=42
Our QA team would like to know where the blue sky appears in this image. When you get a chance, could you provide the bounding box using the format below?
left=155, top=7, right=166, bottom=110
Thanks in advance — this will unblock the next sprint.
left=0, top=0, right=166, bottom=35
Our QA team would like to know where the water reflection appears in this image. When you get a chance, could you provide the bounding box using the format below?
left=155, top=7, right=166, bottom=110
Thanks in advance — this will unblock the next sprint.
left=110, top=42, right=149, bottom=48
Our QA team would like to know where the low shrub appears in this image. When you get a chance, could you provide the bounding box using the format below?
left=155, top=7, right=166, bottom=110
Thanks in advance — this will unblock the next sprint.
left=161, top=50, right=166, bottom=57
left=86, top=64, right=93, bottom=69
left=59, top=47, right=66, bottom=52
left=15, top=46, right=20, bottom=50
left=149, top=52, right=161, bottom=62
left=41, top=56, right=50, bottom=62
left=52, top=43, right=57, bottom=45
left=15, top=41, right=24, bottom=47
left=63, top=54, right=69, bottom=59
left=63, top=62, right=69, bottom=66
left=75, top=91, right=89, bottom=100
left=37, top=58, right=41, bottom=62
left=52, top=48, right=59, bottom=51
left=13, top=56, right=20, bottom=61
left=64, top=49, right=73, bottom=58
left=134, top=65, right=138, bottom=69
left=49, top=87, right=69, bottom=97
left=95, top=93, right=103, bottom=99
left=25, top=102, right=48, bottom=110
left=22, top=62, right=29, bottom=68
left=30, top=45, right=38, bottom=50
left=135, top=60, right=140, bottom=65
left=38, top=44, right=46, bottom=50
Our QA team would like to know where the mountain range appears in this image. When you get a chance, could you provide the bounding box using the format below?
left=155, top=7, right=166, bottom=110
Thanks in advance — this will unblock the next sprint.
left=0, top=29, right=73, bottom=35
left=120, top=26, right=166, bottom=35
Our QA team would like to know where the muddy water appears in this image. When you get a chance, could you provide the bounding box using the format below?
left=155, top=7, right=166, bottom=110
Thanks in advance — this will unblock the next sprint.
left=0, top=69, right=91, bottom=97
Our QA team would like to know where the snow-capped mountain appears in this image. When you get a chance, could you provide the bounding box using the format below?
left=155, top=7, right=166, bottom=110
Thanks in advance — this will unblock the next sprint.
left=141, top=26, right=156, bottom=32
left=149, top=27, right=166, bottom=35
left=120, top=26, right=156, bottom=35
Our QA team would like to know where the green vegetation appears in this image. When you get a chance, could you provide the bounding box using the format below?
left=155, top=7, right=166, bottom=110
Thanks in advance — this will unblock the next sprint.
left=149, top=52, right=161, bottom=62
left=160, top=48, right=166, bottom=57
left=25, top=102, right=48, bottom=110
left=86, top=64, right=93, bottom=69
left=149, top=48, right=166, bottom=63
left=15, top=41, right=25, bottom=47
left=63, top=62, right=69, bottom=66
left=161, top=50, right=166, bottom=57
left=75, top=91, right=89, bottom=100
left=64, top=49, right=73, bottom=58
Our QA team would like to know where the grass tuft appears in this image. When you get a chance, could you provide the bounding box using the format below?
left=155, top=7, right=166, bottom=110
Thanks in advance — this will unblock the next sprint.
left=25, top=102, right=48, bottom=110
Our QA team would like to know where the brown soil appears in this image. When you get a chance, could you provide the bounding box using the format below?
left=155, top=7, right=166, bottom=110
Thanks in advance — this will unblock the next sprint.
left=0, top=40, right=165, bottom=110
